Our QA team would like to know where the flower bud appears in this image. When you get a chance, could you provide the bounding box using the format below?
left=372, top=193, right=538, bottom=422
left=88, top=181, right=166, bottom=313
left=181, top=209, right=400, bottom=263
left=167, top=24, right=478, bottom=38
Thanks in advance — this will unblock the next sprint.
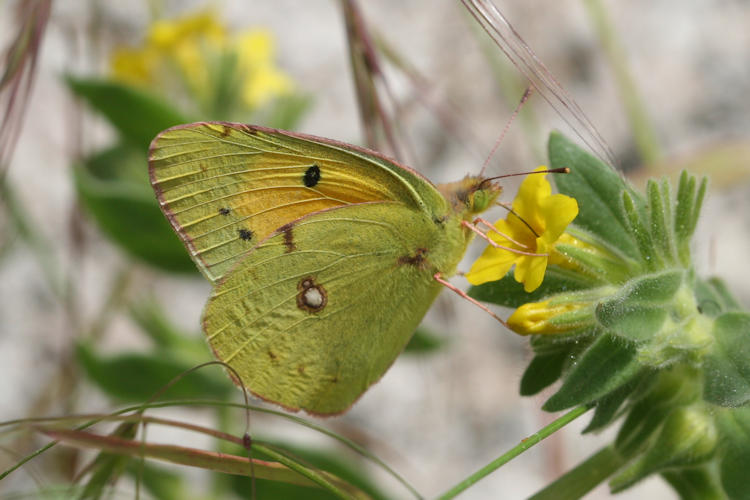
left=611, top=404, right=718, bottom=492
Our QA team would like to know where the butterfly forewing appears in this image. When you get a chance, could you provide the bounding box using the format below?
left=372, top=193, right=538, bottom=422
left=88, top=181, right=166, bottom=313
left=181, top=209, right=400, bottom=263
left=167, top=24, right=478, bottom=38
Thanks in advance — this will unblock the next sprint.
left=203, top=202, right=444, bottom=415
left=149, top=122, right=446, bottom=282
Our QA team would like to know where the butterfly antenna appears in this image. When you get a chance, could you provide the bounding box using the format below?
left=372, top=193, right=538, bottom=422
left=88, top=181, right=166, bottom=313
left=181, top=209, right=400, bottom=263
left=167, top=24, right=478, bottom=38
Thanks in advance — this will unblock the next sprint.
left=480, top=86, right=534, bottom=177
left=482, top=166, right=569, bottom=186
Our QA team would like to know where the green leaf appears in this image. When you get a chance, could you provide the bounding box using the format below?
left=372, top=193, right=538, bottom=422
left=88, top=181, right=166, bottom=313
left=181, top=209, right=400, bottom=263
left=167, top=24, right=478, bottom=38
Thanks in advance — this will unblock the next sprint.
left=717, top=407, right=750, bottom=500
left=595, top=270, right=684, bottom=343
left=468, top=266, right=592, bottom=308
left=128, top=300, right=207, bottom=361
left=75, top=342, right=230, bottom=402
left=548, top=132, right=639, bottom=259
left=520, top=351, right=568, bottom=396
left=126, top=462, right=187, bottom=500
left=74, top=144, right=196, bottom=273
left=66, top=77, right=189, bottom=150
left=404, top=326, right=446, bottom=354
left=583, top=376, right=642, bottom=433
left=543, top=333, right=642, bottom=412
left=694, top=277, right=743, bottom=316
left=703, top=312, right=750, bottom=407
left=262, top=93, right=314, bottom=130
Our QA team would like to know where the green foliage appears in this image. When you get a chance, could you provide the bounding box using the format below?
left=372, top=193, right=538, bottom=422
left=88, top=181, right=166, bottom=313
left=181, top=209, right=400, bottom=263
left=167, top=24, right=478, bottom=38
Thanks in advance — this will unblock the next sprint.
left=229, top=440, right=388, bottom=500
left=703, top=312, right=750, bottom=407
left=472, top=132, right=750, bottom=498
left=66, top=77, right=191, bottom=150
left=75, top=341, right=231, bottom=402
left=74, top=144, right=195, bottom=272
left=542, top=334, right=642, bottom=412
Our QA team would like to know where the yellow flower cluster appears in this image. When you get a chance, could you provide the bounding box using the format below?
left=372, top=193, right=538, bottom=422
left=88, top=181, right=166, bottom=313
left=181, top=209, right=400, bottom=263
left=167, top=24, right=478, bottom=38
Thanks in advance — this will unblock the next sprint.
left=111, top=11, right=293, bottom=109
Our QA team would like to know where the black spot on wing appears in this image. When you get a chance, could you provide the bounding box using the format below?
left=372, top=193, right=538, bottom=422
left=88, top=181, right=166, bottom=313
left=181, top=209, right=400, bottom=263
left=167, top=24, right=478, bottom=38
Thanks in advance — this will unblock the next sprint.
left=238, top=228, right=254, bottom=241
left=303, top=165, right=321, bottom=187
left=219, top=207, right=231, bottom=216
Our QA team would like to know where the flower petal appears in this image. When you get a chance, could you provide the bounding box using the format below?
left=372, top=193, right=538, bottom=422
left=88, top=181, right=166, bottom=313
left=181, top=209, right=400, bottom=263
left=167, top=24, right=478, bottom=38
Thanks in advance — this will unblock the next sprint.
left=465, top=245, right=517, bottom=285
left=539, top=193, right=579, bottom=242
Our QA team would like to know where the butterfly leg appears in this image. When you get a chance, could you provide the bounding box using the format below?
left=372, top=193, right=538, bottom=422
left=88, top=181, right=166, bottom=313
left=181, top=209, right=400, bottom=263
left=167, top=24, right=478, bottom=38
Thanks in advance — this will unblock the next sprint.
left=461, top=220, right=547, bottom=257
left=433, top=272, right=509, bottom=327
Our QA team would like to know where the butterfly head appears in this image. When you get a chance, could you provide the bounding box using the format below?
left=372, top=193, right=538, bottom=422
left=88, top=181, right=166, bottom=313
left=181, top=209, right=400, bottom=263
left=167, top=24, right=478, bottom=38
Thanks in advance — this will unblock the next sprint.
left=438, top=176, right=502, bottom=218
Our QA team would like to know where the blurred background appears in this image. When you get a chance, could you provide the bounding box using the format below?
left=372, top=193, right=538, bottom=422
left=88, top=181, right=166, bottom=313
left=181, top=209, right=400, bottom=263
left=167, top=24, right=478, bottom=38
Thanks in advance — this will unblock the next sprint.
left=1, top=0, right=749, bottom=498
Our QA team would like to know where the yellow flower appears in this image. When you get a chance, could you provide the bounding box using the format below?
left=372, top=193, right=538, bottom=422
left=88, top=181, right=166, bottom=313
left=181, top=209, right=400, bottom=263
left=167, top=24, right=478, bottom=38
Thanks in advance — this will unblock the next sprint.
left=466, top=166, right=578, bottom=292
left=235, top=31, right=294, bottom=108
left=110, top=11, right=292, bottom=111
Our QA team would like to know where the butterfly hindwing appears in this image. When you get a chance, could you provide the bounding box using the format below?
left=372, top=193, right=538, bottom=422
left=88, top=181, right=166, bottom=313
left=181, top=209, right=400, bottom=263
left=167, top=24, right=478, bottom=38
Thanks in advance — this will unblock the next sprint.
left=203, top=202, right=444, bottom=415
left=149, top=122, right=447, bottom=282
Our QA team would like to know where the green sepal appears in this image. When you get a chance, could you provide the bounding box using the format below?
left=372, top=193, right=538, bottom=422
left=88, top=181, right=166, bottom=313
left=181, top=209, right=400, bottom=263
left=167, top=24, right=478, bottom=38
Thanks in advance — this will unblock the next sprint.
left=554, top=243, right=632, bottom=284
left=703, top=312, right=750, bottom=407
left=716, top=407, right=750, bottom=500
left=548, top=132, right=640, bottom=259
left=468, top=266, right=593, bottom=308
left=647, top=179, right=677, bottom=265
left=615, top=365, right=701, bottom=458
left=661, top=465, right=728, bottom=500
left=66, top=77, right=190, bottom=151
left=74, top=144, right=195, bottom=273
left=622, top=190, right=662, bottom=270
left=543, top=333, right=642, bottom=412
left=75, top=341, right=230, bottom=402
left=610, top=405, right=718, bottom=493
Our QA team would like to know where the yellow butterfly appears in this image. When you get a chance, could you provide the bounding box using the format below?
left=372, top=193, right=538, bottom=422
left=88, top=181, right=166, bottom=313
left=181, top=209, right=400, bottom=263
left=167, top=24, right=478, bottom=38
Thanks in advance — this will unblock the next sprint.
left=150, top=122, right=502, bottom=415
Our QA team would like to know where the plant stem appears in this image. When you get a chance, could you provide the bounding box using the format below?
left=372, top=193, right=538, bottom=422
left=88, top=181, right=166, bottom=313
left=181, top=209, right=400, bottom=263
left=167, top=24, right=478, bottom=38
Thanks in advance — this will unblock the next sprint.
left=436, top=405, right=590, bottom=500
left=529, top=445, right=626, bottom=500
